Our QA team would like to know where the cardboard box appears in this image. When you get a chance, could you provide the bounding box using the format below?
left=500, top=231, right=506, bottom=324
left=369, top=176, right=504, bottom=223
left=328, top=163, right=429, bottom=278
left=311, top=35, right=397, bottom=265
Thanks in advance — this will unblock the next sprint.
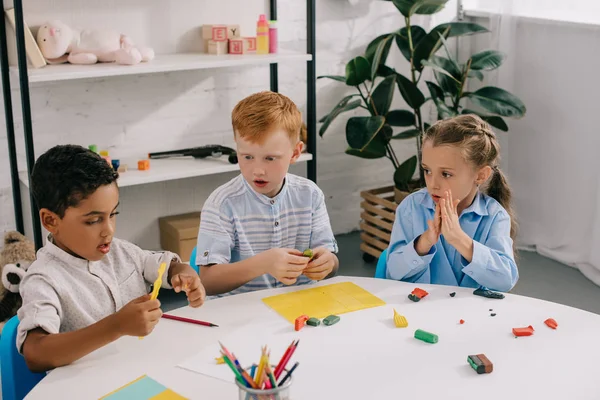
left=159, top=212, right=201, bottom=263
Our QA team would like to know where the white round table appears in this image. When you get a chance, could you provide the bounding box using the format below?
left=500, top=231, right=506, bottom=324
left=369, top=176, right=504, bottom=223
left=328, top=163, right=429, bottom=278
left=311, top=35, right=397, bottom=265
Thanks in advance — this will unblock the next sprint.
left=25, top=276, right=600, bottom=399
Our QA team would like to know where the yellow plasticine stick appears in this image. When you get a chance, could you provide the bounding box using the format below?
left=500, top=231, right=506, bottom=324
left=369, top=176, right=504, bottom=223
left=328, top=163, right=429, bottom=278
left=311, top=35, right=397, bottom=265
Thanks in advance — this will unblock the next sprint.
left=393, top=309, right=408, bottom=328
left=150, top=262, right=167, bottom=300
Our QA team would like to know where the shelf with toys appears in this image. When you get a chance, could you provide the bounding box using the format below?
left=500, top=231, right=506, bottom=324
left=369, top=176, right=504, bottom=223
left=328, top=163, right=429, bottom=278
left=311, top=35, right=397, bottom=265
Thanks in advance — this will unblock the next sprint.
left=17, top=152, right=314, bottom=189
left=2, top=0, right=317, bottom=250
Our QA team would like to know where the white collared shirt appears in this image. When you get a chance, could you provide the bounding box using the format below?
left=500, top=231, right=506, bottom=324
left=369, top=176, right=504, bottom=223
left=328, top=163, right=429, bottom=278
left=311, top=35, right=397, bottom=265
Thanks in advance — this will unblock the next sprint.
left=16, top=235, right=179, bottom=352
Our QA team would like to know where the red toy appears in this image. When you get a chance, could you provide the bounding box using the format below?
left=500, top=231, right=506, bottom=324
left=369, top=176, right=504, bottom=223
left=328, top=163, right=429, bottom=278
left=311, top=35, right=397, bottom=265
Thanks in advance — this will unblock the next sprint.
left=138, top=159, right=150, bottom=170
left=408, top=288, right=429, bottom=302
left=544, top=318, right=558, bottom=329
left=512, top=325, right=535, bottom=337
left=459, top=319, right=465, bottom=324
left=294, top=315, right=309, bottom=331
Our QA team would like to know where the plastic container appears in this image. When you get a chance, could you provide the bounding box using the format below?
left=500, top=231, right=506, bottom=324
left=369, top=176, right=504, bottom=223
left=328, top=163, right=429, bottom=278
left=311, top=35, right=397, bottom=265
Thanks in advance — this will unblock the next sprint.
left=256, top=14, right=269, bottom=54
left=269, top=20, right=278, bottom=53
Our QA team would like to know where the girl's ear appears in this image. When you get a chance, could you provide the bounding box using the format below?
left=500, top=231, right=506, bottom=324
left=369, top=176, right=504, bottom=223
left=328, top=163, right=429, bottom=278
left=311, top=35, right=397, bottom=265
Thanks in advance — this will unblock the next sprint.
left=476, top=165, right=493, bottom=186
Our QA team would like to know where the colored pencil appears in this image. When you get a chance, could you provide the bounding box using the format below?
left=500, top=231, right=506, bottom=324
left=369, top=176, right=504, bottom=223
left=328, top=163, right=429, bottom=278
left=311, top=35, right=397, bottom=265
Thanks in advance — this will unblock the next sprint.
left=221, top=352, right=246, bottom=386
left=278, top=362, right=299, bottom=386
left=273, top=340, right=296, bottom=379
left=274, top=340, right=299, bottom=380
left=161, top=314, right=218, bottom=327
left=219, top=341, right=235, bottom=361
left=266, top=364, right=277, bottom=388
left=233, top=354, right=259, bottom=389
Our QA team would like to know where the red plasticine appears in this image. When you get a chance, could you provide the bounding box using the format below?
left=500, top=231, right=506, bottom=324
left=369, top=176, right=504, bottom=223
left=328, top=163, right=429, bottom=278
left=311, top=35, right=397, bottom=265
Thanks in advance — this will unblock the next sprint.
left=544, top=318, right=558, bottom=329
left=459, top=319, right=465, bottom=324
left=512, top=325, right=535, bottom=337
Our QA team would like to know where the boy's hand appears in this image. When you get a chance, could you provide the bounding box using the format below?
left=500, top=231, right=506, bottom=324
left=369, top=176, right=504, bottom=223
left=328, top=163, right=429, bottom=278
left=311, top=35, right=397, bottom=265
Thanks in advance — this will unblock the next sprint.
left=114, top=294, right=162, bottom=337
left=263, top=248, right=309, bottom=285
left=303, top=247, right=336, bottom=281
left=171, top=273, right=206, bottom=308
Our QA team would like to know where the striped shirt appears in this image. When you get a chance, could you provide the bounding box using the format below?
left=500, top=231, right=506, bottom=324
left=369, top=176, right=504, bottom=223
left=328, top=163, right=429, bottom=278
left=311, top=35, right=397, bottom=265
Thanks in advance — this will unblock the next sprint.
left=196, top=173, right=338, bottom=297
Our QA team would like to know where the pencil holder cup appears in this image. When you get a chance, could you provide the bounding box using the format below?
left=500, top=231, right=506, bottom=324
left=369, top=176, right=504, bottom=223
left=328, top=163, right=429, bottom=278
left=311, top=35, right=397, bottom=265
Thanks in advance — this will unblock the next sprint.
left=235, top=365, right=292, bottom=400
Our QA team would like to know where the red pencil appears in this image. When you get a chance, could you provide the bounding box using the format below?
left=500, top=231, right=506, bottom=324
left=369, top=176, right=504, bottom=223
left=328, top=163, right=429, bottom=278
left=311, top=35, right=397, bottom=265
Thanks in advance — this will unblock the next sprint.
left=161, top=314, right=218, bottom=327
left=274, top=340, right=299, bottom=380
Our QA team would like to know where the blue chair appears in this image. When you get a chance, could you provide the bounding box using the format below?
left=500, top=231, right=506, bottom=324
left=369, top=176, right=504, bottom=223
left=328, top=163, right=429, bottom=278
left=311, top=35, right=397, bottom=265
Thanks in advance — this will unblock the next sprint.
left=0, top=316, right=45, bottom=400
left=189, top=246, right=199, bottom=274
left=374, top=248, right=388, bottom=279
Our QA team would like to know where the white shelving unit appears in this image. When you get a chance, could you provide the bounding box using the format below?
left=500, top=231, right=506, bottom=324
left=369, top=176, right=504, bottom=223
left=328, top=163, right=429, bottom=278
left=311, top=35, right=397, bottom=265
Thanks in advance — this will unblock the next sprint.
left=18, top=153, right=313, bottom=188
left=14, top=51, right=312, bottom=83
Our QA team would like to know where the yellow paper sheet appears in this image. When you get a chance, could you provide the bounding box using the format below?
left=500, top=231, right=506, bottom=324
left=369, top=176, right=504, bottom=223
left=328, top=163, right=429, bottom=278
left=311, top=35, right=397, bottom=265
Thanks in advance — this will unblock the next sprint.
left=262, top=282, right=386, bottom=324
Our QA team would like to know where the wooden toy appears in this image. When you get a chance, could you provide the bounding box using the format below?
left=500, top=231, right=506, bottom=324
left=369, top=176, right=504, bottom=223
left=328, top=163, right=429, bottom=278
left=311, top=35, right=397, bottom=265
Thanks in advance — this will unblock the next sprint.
left=408, top=287, right=429, bottom=302
left=117, top=164, right=128, bottom=173
left=111, top=159, right=120, bottom=170
left=228, top=38, right=246, bottom=55
left=512, top=325, right=534, bottom=337
left=294, top=315, right=309, bottom=331
left=244, top=37, right=257, bottom=52
left=208, top=40, right=228, bottom=55
left=323, top=315, right=340, bottom=326
left=99, top=150, right=109, bottom=157
left=227, top=25, right=241, bottom=39
left=88, top=144, right=98, bottom=153
left=202, top=24, right=228, bottom=52
left=393, top=309, right=408, bottom=328
left=468, top=354, right=493, bottom=374
left=138, top=159, right=150, bottom=170
left=414, top=329, right=438, bottom=343
left=545, top=318, right=558, bottom=329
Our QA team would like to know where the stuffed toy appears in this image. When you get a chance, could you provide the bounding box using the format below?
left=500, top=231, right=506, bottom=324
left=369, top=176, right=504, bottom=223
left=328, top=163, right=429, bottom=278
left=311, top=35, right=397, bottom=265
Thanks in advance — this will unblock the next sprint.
left=0, top=231, right=36, bottom=332
left=36, top=20, right=155, bottom=65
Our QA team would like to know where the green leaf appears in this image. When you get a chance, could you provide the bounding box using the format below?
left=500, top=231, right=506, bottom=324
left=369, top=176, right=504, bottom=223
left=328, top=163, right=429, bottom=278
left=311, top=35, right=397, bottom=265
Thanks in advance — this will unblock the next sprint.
left=469, top=50, right=506, bottom=71
left=346, top=116, right=386, bottom=150
left=413, top=26, right=450, bottom=71
left=421, top=60, right=460, bottom=83
left=317, top=75, right=347, bottom=83
left=319, top=95, right=362, bottom=137
left=377, top=65, right=396, bottom=77
left=395, top=26, right=426, bottom=62
left=437, top=31, right=461, bottom=73
left=432, top=22, right=489, bottom=37
left=429, top=56, right=461, bottom=96
left=381, top=124, right=394, bottom=141
left=394, top=155, right=418, bottom=191
left=370, top=75, right=396, bottom=115
left=462, top=109, right=509, bottom=131
left=464, top=87, right=526, bottom=118
left=345, top=147, right=386, bottom=159
left=392, top=0, right=449, bottom=17
left=396, top=73, right=425, bottom=109
left=392, top=128, right=421, bottom=139
left=367, top=35, right=393, bottom=80
left=426, top=81, right=455, bottom=119
left=386, top=109, right=415, bottom=126
left=345, top=56, right=371, bottom=86
left=468, top=69, right=484, bottom=81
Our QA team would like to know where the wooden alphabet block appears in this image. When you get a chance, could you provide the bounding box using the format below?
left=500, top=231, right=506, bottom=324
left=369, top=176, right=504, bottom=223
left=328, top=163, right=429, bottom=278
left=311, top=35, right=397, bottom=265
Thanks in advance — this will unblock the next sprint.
left=208, top=40, right=228, bottom=55
left=227, top=25, right=241, bottom=39
left=244, top=37, right=257, bottom=53
left=228, top=38, right=247, bottom=55
left=202, top=24, right=228, bottom=41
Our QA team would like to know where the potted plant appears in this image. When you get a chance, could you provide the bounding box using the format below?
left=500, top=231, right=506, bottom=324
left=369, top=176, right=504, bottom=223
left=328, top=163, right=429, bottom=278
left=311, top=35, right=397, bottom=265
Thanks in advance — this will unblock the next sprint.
left=318, top=0, right=525, bottom=198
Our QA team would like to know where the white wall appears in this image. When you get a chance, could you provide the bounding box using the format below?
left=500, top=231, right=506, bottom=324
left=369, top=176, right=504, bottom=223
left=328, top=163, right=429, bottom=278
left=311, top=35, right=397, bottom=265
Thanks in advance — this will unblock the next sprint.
left=0, top=0, right=422, bottom=249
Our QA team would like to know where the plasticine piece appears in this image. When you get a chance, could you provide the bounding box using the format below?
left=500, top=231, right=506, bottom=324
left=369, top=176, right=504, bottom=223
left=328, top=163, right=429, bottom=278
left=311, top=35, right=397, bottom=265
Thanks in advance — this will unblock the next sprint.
left=473, top=288, right=505, bottom=299
left=449, top=292, right=456, bottom=297
left=459, top=319, right=465, bottom=324
left=294, top=315, right=309, bottom=331
left=393, top=309, right=408, bottom=328
left=490, top=313, right=496, bottom=317
left=414, top=329, right=438, bottom=344
left=215, top=356, right=225, bottom=365
left=544, top=318, right=558, bottom=329
left=408, top=288, right=429, bottom=302
left=467, top=354, right=493, bottom=374
left=306, top=317, right=320, bottom=327
left=323, top=315, right=340, bottom=326
left=302, top=248, right=314, bottom=259
left=512, top=325, right=535, bottom=337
